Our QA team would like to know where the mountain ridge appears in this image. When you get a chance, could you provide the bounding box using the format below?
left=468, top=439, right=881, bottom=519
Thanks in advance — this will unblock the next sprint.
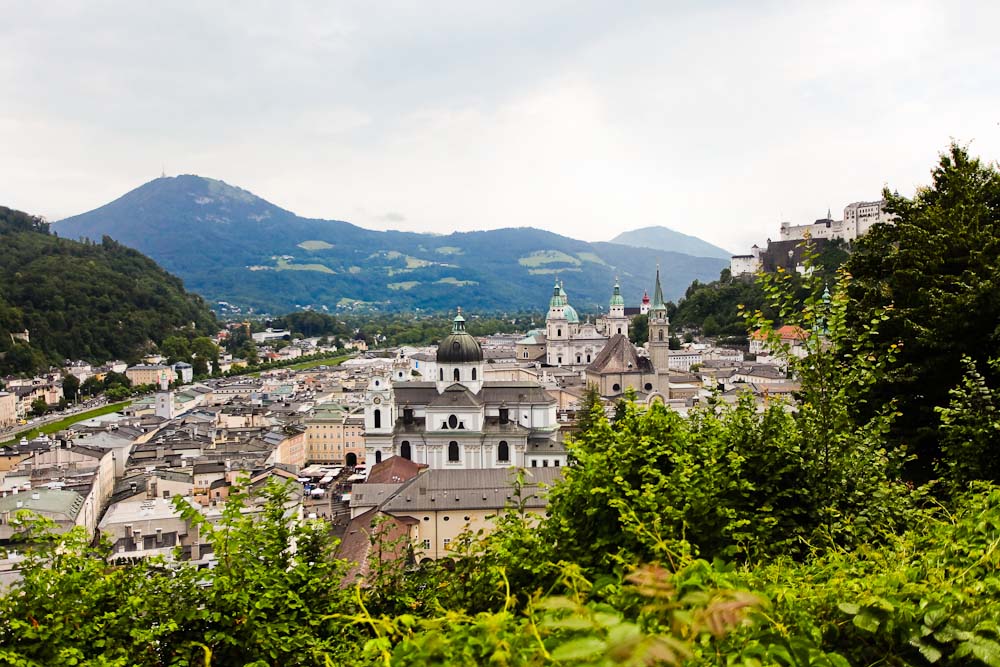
left=57, top=175, right=729, bottom=314
left=610, top=225, right=732, bottom=259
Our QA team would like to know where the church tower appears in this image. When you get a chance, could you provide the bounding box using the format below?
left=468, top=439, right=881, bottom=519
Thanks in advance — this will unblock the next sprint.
left=364, top=373, right=395, bottom=465
left=606, top=279, right=629, bottom=338
left=435, top=308, right=484, bottom=394
left=648, top=266, right=671, bottom=371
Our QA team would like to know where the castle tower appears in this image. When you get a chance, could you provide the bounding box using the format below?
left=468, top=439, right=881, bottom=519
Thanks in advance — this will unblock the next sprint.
left=640, top=291, right=651, bottom=315
left=606, top=279, right=629, bottom=338
left=648, top=266, right=671, bottom=371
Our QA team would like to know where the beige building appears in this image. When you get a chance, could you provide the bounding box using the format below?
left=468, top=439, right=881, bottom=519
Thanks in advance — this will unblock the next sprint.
left=125, top=364, right=175, bottom=387
left=343, top=466, right=562, bottom=571
left=0, top=392, right=15, bottom=429
left=0, top=489, right=88, bottom=542
left=305, top=403, right=365, bottom=466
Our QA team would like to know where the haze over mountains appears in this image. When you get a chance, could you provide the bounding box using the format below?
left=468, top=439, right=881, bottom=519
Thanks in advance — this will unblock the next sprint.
left=610, top=227, right=732, bottom=259
left=57, top=176, right=728, bottom=315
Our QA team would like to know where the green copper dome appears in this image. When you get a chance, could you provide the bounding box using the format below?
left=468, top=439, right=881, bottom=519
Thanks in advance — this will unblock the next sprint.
left=549, top=281, right=567, bottom=309
left=437, top=307, right=483, bottom=363
left=609, top=280, right=625, bottom=307
left=563, top=304, right=580, bottom=323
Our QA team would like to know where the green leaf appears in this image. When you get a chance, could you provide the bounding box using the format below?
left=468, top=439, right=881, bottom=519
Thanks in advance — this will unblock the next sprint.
left=551, top=637, right=607, bottom=662
left=853, top=611, right=881, bottom=633
left=838, top=602, right=861, bottom=615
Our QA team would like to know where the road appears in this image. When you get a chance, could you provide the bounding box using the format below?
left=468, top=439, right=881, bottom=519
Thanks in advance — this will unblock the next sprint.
left=0, top=398, right=110, bottom=442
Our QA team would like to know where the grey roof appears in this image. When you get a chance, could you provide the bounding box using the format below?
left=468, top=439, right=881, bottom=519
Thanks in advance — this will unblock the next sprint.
left=381, top=467, right=562, bottom=512
left=350, top=483, right=406, bottom=509
left=428, top=384, right=483, bottom=409
left=0, top=489, right=85, bottom=519
left=586, top=335, right=654, bottom=374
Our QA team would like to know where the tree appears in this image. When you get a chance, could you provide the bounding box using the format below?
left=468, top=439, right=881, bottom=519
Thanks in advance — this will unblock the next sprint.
left=629, top=314, right=648, bottom=345
left=844, top=144, right=1000, bottom=476
left=190, top=336, right=219, bottom=363
left=80, top=376, right=103, bottom=396
left=61, top=374, right=80, bottom=402
left=159, top=335, right=191, bottom=363
left=668, top=335, right=682, bottom=350
left=29, top=397, right=48, bottom=417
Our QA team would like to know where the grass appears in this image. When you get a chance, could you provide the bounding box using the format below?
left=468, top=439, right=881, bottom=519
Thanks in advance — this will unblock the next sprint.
left=436, top=277, right=477, bottom=286
left=518, top=250, right=582, bottom=268
left=435, top=246, right=463, bottom=255
left=245, top=353, right=354, bottom=377
left=2, top=401, right=132, bottom=447
left=275, top=258, right=335, bottom=274
left=297, top=240, right=335, bottom=250
left=388, top=281, right=420, bottom=291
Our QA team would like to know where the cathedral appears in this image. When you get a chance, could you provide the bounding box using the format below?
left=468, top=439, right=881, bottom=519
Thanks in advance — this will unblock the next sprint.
left=363, top=309, right=566, bottom=470
left=543, top=280, right=630, bottom=368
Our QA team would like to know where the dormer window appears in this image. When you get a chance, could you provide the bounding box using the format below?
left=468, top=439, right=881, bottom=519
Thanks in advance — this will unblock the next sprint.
left=499, top=408, right=509, bottom=424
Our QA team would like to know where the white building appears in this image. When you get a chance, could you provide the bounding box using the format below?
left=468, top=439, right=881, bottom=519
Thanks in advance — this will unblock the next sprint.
left=364, top=310, right=566, bottom=470
left=779, top=200, right=893, bottom=243
left=730, top=244, right=763, bottom=277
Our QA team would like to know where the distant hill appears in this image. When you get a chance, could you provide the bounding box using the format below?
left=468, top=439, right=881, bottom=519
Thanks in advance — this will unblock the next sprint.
left=0, top=206, right=217, bottom=375
left=610, top=226, right=732, bottom=259
left=57, top=176, right=728, bottom=315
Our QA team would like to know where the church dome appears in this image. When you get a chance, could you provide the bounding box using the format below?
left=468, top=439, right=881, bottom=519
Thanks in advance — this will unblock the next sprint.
left=563, top=304, right=580, bottom=323
left=436, top=308, right=483, bottom=363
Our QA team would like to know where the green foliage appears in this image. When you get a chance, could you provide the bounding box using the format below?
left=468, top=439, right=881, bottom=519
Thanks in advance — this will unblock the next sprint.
left=0, top=205, right=218, bottom=376
left=936, top=357, right=1000, bottom=490
left=844, top=144, right=1000, bottom=474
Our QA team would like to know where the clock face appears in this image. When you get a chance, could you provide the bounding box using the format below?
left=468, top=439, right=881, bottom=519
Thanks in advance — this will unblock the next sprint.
left=373, top=397, right=382, bottom=404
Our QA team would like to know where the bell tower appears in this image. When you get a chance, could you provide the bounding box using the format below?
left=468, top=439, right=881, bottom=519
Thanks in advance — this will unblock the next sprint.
left=648, top=266, right=671, bottom=371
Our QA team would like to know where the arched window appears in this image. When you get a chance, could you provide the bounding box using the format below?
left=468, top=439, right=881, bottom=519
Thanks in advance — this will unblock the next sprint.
left=448, top=441, right=460, bottom=462
left=373, top=409, right=381, bottom=429
left=454, top=368, right=460, bottom=381
left=617, top=327, right=622, bottom=334
left=576, top=355, right=581, bottom=363
left=586, top=354, right=591, bottom=363
left=498, top=441, right=509, bottom=462
left=658, top=330, right=664, bottom=342
left=448, top=414, right=458, bottom=429
left=472, top=368, right=477, bottom=380
left=375, top=450, right=382, bottom=464
left=400, top=441, right=411, bottom=460
left=439, top=368, right=443, bottom=381
left=557, top=328, right=562, bottom=337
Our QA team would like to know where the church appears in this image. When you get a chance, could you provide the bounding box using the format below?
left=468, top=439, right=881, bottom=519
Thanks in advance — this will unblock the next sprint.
left=543, top=280, right=630, bottom=369
left=363, top=310, right=567, bottom=470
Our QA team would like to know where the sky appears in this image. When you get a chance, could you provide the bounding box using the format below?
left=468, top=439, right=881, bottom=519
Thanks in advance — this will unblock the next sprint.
left=2, top=1, right=999, bottom=254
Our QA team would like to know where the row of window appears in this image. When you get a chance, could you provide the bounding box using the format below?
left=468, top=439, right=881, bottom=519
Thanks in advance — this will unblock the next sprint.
left=530, top=459, right=561, bottom=468
left=396, top=440, right=511, bottom=462
left=438, top=368, right=477, bottom=381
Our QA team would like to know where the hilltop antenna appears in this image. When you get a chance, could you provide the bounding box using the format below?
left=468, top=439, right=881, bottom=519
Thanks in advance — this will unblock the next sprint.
left=161, top=165, right=166, bottom=178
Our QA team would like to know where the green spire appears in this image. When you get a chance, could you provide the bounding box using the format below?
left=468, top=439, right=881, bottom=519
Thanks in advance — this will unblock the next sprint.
left=609, top=278, right=625, bottom=307
left=452, top=307, right=466, bottom=333
left=549, top=280, right=567, bottom=309
left=651, top=265, right=667, bottom=312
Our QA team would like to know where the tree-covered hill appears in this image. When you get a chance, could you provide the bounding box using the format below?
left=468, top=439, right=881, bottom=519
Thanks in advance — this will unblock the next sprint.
left=0, top=206, right=218, bottom=375
left=55, top=175, right=728, bottom=314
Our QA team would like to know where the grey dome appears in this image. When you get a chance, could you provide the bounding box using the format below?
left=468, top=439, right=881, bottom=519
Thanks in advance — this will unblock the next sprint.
left=436, top=308, right=483, bottom=363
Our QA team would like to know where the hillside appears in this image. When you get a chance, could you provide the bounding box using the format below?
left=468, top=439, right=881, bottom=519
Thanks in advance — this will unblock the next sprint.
left=610, top=225, right=732, bottom=259
left=56, top=176, right=728, bottom=314
left=0, top=206, right=218, bottom=375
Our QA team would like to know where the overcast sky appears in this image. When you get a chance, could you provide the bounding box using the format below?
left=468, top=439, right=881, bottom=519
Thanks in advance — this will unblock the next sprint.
left=2, top=1, right=999, bottom=253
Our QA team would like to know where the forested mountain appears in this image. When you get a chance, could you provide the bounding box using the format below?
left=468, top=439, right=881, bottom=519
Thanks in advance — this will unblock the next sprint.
left=0, top=206, right=217, bottom=375
left=56, top=176, right=728, bottom=314
left=610, top=225, right=732, bottom=259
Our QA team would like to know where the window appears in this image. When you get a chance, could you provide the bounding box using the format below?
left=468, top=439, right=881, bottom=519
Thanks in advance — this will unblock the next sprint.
left=439, top=368, right=443, bottom=381
left=658, top=330, right=664, bottom=342
left=443, top=538, right=451, bottom=550
left=576, top=355, right=581, bottom=363
left=448, top=441, right=460, bottom=462
left=557, top=328, right=562, bottom=337
left=373, top=409, right=381, bottom=429
left=554, top=460, right=560, bottom=467
left=644, top=383, right=653, bottom=391
left=498, top=441, right=509, bottom=462
left=448, top=414, right=458, bottom=429
left=443, top=516, right=450, bottom=522
left=543, top=459, right=549, bottom=467
left=375, top=450, right=382, bottom=464
left=472, top=368, right=477, bottom=380
left=421, top=539, right=430, bottom=549
left=499, top=407, right=509, bottom=424
left=617, top=327, right=622, bottom=334
left=403, top=408, right=413, bottom=424
left=557, top=356, right=562, bottom=364
left=612, top=383, right=621, bottom=392
left=586, top=354, right=591, bottom=362
left=454, top=368, right=460, bottom=381
left=400, top=441, right=411, bottom=460
left=531, top=460, right=537, bottom=467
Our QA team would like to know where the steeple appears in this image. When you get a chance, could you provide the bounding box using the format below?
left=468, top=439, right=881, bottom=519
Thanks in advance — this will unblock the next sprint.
left=609, top=278, right=625, bottom=308
left=651, top=264, right=668, bottom=313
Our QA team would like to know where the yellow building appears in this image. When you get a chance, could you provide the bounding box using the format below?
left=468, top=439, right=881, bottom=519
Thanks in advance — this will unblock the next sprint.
left=305, top=403, right=365, bottom=466
left=125, top=364, right=175, bottom=387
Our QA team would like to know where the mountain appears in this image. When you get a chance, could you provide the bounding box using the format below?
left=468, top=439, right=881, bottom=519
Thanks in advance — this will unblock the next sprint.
left=610, top=226, right=732, bottom=259
left=0, top=205, right=217, bottom=375
left=57, top=176, right=729, bottom=314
